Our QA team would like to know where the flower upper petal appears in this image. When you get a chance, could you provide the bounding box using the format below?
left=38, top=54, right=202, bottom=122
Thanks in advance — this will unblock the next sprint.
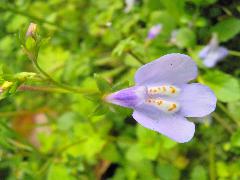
left=202, top=47, right=228, bottom=68
left=199, top=45, right=211, bottom=59
left=132, top=110, right=195, bottom=143
left=135, top=53, right=198, bottom=86
left=178, top=83, right=217, bottom=117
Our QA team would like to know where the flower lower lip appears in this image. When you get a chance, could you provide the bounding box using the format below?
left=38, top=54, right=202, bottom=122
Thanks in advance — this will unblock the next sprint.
left=145, top=98, right=180, bottom=114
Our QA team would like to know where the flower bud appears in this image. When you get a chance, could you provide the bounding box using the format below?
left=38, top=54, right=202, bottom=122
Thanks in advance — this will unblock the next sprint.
left=1, top=81, right=13, bottom=90
left=26, top=23, right=37, bottom=37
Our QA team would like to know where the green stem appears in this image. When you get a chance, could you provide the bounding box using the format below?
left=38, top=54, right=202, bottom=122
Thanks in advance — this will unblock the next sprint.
left=55, top=139, right=86, bottom=155
left=19, top=85, right=69, bottom=93
left=37, top=159, right=52, bottom=176
left=209, top=143, right=216, bottom=180
left=212, top=112, right=234, bottom=134
left=29, top=55, right=97, bottom=94
left=217, top=102, right=240, bottom=127
left=128, top=51, right=145, bottom=65
left=228, top=50, right=240, bottom=57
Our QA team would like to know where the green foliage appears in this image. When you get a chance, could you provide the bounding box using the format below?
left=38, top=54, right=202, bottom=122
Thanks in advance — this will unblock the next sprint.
left=190, top=166, right=207, bottom=180
left=202, top=70, right=240, bottom=102
left=175, top=28, right=196, bottom=48
left=94, top=74, right=112, bottom=93
left=0, top=0, right=239, bottom=179
left=211, top=18, right=240, bottom=42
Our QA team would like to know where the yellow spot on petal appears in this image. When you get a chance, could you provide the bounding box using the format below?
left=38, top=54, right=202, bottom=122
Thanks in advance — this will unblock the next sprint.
left=170, top=86, right=176, bottom=94
left=162, top=86, right=166, bottom=92
left=168, top=103, right=177, bottom=111
left=157, top=101, right=162, bottom=105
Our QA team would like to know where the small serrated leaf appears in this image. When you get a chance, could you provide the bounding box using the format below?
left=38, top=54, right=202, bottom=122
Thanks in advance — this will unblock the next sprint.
left=94, top=74, right=112, bottom=93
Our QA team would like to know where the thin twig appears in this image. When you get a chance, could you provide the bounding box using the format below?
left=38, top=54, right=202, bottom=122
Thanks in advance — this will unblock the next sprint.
left=128, top=51, right=145, bottom=65
left=27, top=52, right=97, bottom=94
left=209, top=143, right=216, bottom=180
left=212, top=112, right=234, bottom=134
left=18, top=85, right=69, bottom=93
left=217, top=102, right=240, bottom=127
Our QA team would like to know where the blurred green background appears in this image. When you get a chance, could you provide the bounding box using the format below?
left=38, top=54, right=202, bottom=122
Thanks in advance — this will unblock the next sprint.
left=0, top=0, right=240, bottom=179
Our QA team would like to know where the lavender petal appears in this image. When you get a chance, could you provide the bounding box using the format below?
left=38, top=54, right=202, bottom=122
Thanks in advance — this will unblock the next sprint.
left=135, top=53, right=198, bottom=86
left=203, top=47, right=228, bottom=68
left=132, top=110, right=195, bottom=143
left=177, top=83, right=217, bottom=117
left=199, top=45, right=211, bottom=59
left=147, top=24, right=162, bottom=40
left=105, top=86, right=146, bottom=108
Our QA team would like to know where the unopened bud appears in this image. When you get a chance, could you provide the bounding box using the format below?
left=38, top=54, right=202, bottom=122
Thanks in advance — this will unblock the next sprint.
left=1, top=81, right=13, bottom=90
left=15, top=72, right=37, bottom=81
left=26, top=23, right=37, bottom=37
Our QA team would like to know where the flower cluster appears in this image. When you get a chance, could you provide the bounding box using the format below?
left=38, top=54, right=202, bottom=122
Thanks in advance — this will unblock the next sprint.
left=106, top=53, right=216, bottom=143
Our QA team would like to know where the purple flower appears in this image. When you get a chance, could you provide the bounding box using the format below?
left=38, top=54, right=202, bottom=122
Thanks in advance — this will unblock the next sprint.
left=147, top=24, right=163, bottom=40
left=199, top=35, right=228, bottom=68
left=106, top=53, right=216, bottom=143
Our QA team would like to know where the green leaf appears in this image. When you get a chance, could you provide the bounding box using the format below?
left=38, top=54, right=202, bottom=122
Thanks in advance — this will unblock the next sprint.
left=101, top=143, right=121, bottom=162
left=126, top=144, right=144, bottom=162
left=175, top=28, right=196, bottom=48
left=150, top=11, right=177, bottom=37
left=160, top=0, right=185, bottom=21
left=228, top=101, right=240, bottom=120
left=25, top=37, right=36, bottom=51
left=231, top=130, right=240, bottom=148
left=190, top=166, right=207, bottom=180
left=201, top=70, right=240, bottom=102
left=112, top=80, right=129, bottom=91
left=112, top=38, right=136, bottom=57
left=156, top=164, right=180, bottom=180
left=211, top=18, right=240, bottom=42
left=216, top=162, right=230, bottom=178
left=94, top=74, right=112, bottom=93
left=92, top=104, right=109, bottom=116
left=57, top=112, right=77, bottom=131
left=47, top=164, right=73, bottom=180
